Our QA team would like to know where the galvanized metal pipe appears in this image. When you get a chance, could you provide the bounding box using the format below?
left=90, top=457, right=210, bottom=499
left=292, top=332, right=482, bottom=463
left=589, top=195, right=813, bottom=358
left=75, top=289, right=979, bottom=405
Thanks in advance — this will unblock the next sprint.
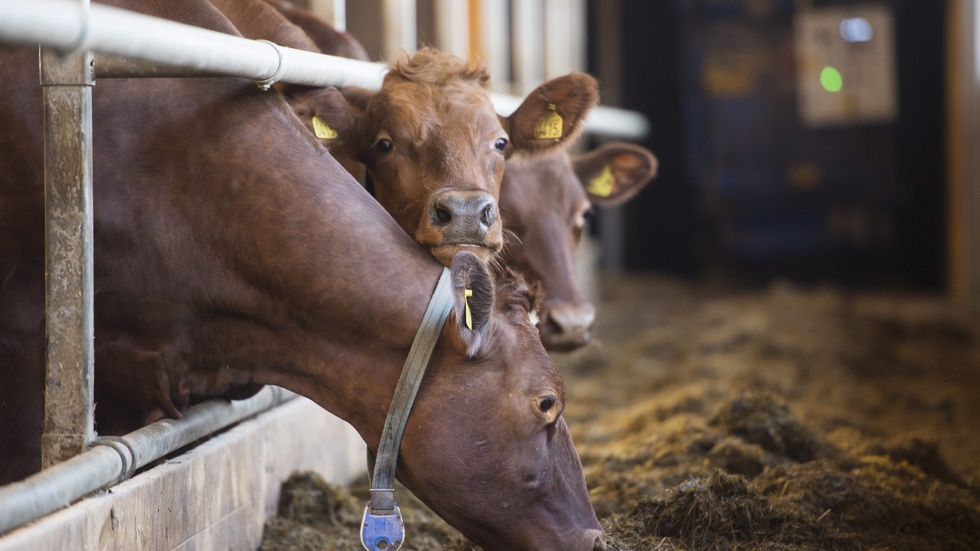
left=39, top=2, right=96, bottom=467
left=93, top=54, right=219, bottom=79
left=0, top=0, right=387, bottom=89
left=0, top=0, right=649, bottom=138
left=0, top=386, right=297, bottom=536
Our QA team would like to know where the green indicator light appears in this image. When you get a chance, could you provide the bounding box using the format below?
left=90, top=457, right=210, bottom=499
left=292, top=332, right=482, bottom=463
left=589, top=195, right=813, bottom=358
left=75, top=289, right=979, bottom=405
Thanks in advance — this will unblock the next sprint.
left=820, top=66, right=843, bottom=93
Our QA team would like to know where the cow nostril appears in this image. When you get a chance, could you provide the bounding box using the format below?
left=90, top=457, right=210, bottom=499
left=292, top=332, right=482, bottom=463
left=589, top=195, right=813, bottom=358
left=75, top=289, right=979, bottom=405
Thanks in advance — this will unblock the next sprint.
left=433, top=205, right=452, bottom=225
left=545, top=316, right=564, bottom=336
left=481, top=203, right=496, bottom=226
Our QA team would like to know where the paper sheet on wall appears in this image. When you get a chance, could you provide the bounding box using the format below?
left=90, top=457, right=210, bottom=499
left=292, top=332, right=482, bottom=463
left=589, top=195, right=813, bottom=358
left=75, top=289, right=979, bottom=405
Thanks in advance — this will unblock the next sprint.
left=795, top=4, right=898, bottom=128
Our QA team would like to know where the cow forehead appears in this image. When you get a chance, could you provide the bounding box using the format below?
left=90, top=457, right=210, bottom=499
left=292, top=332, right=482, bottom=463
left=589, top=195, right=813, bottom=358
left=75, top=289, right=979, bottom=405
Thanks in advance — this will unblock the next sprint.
left=374, top=81, right=501, bottom=142
left=488, top=280, right=565, bottom=387
left=493, top=323, right=565, bottom=394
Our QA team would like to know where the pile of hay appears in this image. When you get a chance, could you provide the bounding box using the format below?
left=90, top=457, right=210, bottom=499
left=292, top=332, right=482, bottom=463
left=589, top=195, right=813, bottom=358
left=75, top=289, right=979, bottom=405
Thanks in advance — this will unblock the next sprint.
left=588, top=392, right=980, bottom=550
left=261, top=277, right=980, bottom=550
left=260, top=472, right=472, bottom=551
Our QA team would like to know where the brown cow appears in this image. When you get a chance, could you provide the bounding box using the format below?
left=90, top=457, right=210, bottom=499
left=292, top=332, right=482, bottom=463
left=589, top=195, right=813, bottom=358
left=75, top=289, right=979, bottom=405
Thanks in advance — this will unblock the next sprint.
left=501, top=142, right=658, bottom=350
left=254, top=7, right=656, bottom=351
left=0, top=1, right=605, bottom=549
left=264, top=0, right=369, bottom=61
left=310, top=48, right=600, bottom=267
left=210, top=0, right=319, bottom=52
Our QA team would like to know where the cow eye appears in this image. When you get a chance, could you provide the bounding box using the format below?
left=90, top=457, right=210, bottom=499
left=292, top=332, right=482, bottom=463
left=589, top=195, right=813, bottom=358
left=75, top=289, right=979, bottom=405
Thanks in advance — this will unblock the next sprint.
left=536, top=395, right=557, bottom=413
left=533, top=393, right=561, bottom=424
left=494, top=138, right=508, bottom=152
left=375, top=138, right=393, bottom=154
left=574, top=204, right=596, bottom=229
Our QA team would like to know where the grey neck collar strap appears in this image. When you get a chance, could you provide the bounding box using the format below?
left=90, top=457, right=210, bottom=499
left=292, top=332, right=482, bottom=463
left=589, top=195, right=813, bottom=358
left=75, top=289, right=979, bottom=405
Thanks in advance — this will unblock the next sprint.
left=361, top=267, right=454, bottom=551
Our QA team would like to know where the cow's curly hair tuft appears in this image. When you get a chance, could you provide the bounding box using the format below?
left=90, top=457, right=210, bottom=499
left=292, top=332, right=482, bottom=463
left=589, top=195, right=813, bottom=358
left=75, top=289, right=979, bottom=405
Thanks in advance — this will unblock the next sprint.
left=388, top=47, right=491, bottom=89
left=494, top=268, right=543, bottom=326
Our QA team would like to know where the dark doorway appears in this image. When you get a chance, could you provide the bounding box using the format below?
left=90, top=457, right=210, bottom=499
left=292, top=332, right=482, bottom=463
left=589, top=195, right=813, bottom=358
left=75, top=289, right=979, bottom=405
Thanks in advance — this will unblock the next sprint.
left=595, top=0, right=946, bottom=290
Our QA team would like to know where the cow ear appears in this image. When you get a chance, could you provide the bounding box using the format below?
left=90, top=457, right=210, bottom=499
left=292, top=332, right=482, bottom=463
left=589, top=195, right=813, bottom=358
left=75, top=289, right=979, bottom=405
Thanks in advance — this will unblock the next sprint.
left=339, top=86, right=375, bottom=111
left=288, top=86, right=363, bottom=149
left=572, top=142, right=658, bottom=206
left=448, top=251, right=495, bottom=358
left=502, top=73, right=598, bottom=158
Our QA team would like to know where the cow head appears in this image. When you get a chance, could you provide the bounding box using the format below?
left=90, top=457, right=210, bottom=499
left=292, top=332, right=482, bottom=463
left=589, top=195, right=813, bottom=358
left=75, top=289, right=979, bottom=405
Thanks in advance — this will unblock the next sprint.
left=303, top=48, right=599, bottom=267
left=393, top=252, right=605, bottom=550
left=500, top=142, right=658, bottom=350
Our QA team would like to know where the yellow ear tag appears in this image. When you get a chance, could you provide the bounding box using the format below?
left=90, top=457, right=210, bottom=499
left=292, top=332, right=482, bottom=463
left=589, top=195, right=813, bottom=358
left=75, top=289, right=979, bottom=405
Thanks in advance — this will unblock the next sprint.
left=311, top=116, right=339, bottom=140
left=587, top=164, right=615, bottom=198
left=464, top=288, right=473, bottom=330
left=533, top=103, right=563, bottom=140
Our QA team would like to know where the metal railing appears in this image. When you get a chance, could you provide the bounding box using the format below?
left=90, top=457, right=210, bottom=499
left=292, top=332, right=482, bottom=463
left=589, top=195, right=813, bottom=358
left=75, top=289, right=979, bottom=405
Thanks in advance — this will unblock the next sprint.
left=0, top=387, right=298, bottom=535
left=0, top=0, right=650, bottom=137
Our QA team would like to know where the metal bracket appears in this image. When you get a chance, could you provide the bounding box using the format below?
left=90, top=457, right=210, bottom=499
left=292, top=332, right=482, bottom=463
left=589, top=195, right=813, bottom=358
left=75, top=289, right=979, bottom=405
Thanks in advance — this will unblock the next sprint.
left=360, top=503, right=405, bottom=551
left=90, top=436, right=137, bottom=483
left=254, top=39, right=286, bottom=90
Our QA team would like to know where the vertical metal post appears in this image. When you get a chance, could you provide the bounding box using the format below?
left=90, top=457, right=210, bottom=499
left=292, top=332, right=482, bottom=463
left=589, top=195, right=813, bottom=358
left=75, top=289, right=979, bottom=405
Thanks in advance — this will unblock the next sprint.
left=594, top=0, right=627, bottom=272
left=39, top=10, right=96, bottom=468
left=946, top=0, right=980, bottom=312
left=543, top=0, right=586, bottom=78
left=475, top=0, right=511, bottom=94
left=309, top=0, right=347, bottom=32
left=511, top=0, right=544, bottom=95
left=382, top=0, right=417, bottom=62
left=434, top=0, right=469, bottom=59
left=967, top=0, right=980, bottom=313
left=946, top=0, right=968, bottom=306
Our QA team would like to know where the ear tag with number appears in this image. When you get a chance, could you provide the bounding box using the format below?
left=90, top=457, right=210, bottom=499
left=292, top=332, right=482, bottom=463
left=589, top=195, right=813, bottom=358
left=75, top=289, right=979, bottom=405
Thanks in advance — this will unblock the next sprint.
left=587, top=164, right=615, bottom=198
left=312, top=116, right=339, bottom=140
left=464, top=289, right=473, bottom=330
left=533, top=103, right=563, bottom=140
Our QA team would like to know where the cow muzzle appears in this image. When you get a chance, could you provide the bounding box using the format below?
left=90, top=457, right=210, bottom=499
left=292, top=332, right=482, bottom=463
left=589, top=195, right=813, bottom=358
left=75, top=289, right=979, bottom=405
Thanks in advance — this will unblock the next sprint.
left=423, top=189, right=502, bottom=266
left=522, top=527, right=606, bottom=551
left=429, top=189, right=497, bottom=241
left=539, top=301, right=596, bottom=351
left=587, top=529, right=607, bottom=551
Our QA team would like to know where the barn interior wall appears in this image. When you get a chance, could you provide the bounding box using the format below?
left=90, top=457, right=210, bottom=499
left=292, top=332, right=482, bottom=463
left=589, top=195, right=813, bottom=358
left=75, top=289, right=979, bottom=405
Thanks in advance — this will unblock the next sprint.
left=602, top=0, right=702, bottom=278
left=606, top=0, right=948, bottom=291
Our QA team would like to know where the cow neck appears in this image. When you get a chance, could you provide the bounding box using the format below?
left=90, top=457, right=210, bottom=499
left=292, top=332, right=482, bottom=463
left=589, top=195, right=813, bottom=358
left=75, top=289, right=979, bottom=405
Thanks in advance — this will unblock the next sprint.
left=360, top=266, right=453, bottom=551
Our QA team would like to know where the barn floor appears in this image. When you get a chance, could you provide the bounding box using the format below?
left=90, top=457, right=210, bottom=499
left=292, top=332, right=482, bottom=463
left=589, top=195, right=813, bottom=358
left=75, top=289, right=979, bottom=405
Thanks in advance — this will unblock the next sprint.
left=259, top=274, right=980, bottom=550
